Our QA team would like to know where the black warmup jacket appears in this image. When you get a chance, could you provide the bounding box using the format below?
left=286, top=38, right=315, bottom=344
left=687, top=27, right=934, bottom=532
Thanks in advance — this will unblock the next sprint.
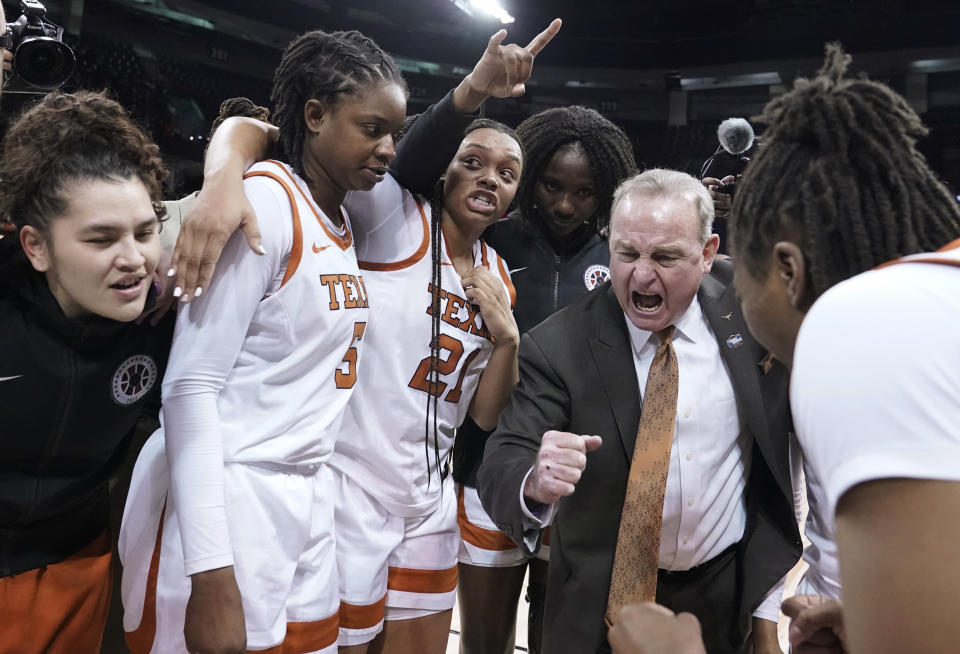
left=0, top=246, right=173, bottom=577
left=483, top=212, right=610, bottom=335
left=453, top=213, right=611, bottom=486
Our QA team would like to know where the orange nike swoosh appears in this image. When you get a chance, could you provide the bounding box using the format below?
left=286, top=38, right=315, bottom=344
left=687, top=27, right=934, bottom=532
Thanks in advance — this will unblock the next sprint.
left=313, top=243, right=331, bottom=253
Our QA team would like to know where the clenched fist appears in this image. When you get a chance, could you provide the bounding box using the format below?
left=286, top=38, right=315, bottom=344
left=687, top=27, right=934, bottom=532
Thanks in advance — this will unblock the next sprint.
left=523, top=430, right=602, bottom=504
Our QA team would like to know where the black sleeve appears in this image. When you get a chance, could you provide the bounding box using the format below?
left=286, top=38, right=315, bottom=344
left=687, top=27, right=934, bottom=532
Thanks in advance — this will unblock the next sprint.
left=476, top=330, right=571, bottom=551
left=389, top=89, right=480, bottom=196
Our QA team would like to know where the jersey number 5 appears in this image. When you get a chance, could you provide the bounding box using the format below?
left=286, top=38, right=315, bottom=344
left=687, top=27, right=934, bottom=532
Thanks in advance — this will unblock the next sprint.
left=335, top=322, right=367, bottom=389
left=408, top=334, right=480, bottom=403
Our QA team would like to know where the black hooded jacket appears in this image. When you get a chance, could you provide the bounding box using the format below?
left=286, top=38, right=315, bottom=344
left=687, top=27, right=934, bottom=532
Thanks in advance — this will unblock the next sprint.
left=0, top=241, right=173, bottom=576
left=452, top=212, right=611, bottom=486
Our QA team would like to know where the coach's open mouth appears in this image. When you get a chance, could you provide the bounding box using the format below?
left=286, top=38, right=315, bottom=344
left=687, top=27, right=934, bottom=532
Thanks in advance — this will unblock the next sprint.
left=633, top=292, right=662, bottom=313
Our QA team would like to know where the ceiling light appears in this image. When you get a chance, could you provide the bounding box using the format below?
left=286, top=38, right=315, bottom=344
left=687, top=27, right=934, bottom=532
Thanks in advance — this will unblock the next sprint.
left=451, top=0, right=515, bottom=24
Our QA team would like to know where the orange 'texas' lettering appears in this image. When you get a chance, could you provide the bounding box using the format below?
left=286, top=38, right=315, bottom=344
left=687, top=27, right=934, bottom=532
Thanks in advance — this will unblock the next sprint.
left=441, top=293, right=465, bottom=328
left=320, top=274, right=341, bottom=310
left=340, top=274, right=361, bottom=309
left=425, top=283, right=491, bottom=341
left=319, top=274, right=370, bottom=310
left=355, top=275, right=369, bottom=307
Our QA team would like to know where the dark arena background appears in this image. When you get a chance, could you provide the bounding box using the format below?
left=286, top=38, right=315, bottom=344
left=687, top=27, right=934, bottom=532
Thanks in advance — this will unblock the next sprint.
left=1, top=0, right=958, bottom=200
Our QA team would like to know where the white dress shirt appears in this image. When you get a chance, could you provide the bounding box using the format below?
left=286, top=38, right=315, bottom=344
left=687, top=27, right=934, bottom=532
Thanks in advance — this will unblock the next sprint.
left=624, top=298, right=749, bottom=570
left=522, top=298, right=783, bottom=620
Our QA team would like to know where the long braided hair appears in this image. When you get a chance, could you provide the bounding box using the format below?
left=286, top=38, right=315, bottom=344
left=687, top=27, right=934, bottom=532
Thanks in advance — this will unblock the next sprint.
left=270, top=29, right=406, bottom=182
left=422, top=118, right=522, bottom=486
left=515, top=106, right=636, bottom=237
left=730, top=43, right=960, bottom=295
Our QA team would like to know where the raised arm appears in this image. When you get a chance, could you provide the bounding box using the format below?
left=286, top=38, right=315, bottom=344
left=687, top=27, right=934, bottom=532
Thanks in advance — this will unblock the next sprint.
left=392, top=18, right=562, bottom=194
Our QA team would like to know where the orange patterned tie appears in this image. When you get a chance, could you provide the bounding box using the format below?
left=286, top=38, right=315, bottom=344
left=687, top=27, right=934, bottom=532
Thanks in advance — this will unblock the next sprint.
left=606, top=327, right=678, bottom=624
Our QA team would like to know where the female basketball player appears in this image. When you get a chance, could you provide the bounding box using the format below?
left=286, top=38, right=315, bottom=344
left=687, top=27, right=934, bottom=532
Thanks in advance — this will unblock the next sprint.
left=118, top=29, right=406, bottom=654
left=329, top=118, right=522, bottom=653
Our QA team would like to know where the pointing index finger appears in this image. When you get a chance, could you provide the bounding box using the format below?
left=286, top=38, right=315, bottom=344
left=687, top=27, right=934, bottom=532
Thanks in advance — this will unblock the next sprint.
left=485, top=28, right=508, bottom=54
left=525, top=18, right=561, bottom=56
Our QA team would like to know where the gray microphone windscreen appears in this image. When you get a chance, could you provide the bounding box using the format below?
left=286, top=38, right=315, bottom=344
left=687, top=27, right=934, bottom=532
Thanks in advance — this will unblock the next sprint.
left=718, top=117, right=755, bottom=155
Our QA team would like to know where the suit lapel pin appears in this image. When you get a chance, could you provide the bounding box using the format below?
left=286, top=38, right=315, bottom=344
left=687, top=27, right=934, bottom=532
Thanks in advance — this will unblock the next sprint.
left=726, top=333, right=743, bottom=349
left=721, top=312, right=733, bottom=321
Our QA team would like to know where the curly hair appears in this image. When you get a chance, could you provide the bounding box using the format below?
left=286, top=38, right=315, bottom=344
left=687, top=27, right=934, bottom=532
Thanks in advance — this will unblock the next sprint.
left=515, top=106, right=636, bottom=236
left=270, top=29, right=406, bottom=182
left=0, top=90, right=168, bottom=236
left=730, top=43, right=960, bottom=295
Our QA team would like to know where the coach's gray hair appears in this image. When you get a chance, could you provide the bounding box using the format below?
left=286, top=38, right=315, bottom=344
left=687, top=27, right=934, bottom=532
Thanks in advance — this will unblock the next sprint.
left=610, top=168, right=714, bottom=244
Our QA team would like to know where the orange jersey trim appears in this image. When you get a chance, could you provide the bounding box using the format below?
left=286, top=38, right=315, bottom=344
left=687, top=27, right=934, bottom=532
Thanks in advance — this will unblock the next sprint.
left=264, top=159, right=353, bottom=252
left=125, top=506, right=165, bottom=654
left=495, top=254, right=517, bottom=309
left=387, top=564, right=458, bottom=594
left=457, top=487, right=517, bottom=552
left=358, top=196, right=430, bottom=272
left=242, top=169, right=303, bottom=288
left=339, top=594, right=387, bottom=630
left=256, top=612, right=339, bottom=653
left=876, top=238, right=960, bottom=269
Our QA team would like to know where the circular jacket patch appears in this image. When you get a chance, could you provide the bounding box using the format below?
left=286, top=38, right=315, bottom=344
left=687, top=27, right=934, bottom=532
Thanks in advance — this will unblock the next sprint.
left=583, top=264, right=611, bottom=291
left=112, top=354, right=158, bottom=406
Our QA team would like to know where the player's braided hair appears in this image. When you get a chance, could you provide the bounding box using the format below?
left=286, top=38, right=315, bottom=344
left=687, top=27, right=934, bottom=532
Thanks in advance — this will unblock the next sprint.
left=270, top=29, right=406, bottom=182
left=204, top=97, right=271, bottom=157
left=515, top=106, right=636, bottom=236
left=208, top=96, right=271, bottom=140
left=423, top=118, right=522, bottom=487
left=730, top=43, right=960, bottom=296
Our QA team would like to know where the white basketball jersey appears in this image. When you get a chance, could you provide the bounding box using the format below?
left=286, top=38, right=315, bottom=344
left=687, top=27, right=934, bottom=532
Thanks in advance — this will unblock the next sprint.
left=331, top=176, right=515, bottom=516
left=213, top=160, right=369, bottom=465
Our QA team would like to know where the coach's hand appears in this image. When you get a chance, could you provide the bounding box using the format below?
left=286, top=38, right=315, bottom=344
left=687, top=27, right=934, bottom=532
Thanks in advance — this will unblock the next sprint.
left=185, top=566, right=247, bottom=654
left=524, top=430, right=602, bottom=504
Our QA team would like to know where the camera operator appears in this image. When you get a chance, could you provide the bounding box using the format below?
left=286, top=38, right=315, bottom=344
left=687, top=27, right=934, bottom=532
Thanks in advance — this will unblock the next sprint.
left=1, top=0, right=75, bottom=95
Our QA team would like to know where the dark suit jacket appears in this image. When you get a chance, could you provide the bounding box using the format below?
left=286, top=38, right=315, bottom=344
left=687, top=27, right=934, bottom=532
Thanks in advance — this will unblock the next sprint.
left=477, top=260, right=801, bottom=653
